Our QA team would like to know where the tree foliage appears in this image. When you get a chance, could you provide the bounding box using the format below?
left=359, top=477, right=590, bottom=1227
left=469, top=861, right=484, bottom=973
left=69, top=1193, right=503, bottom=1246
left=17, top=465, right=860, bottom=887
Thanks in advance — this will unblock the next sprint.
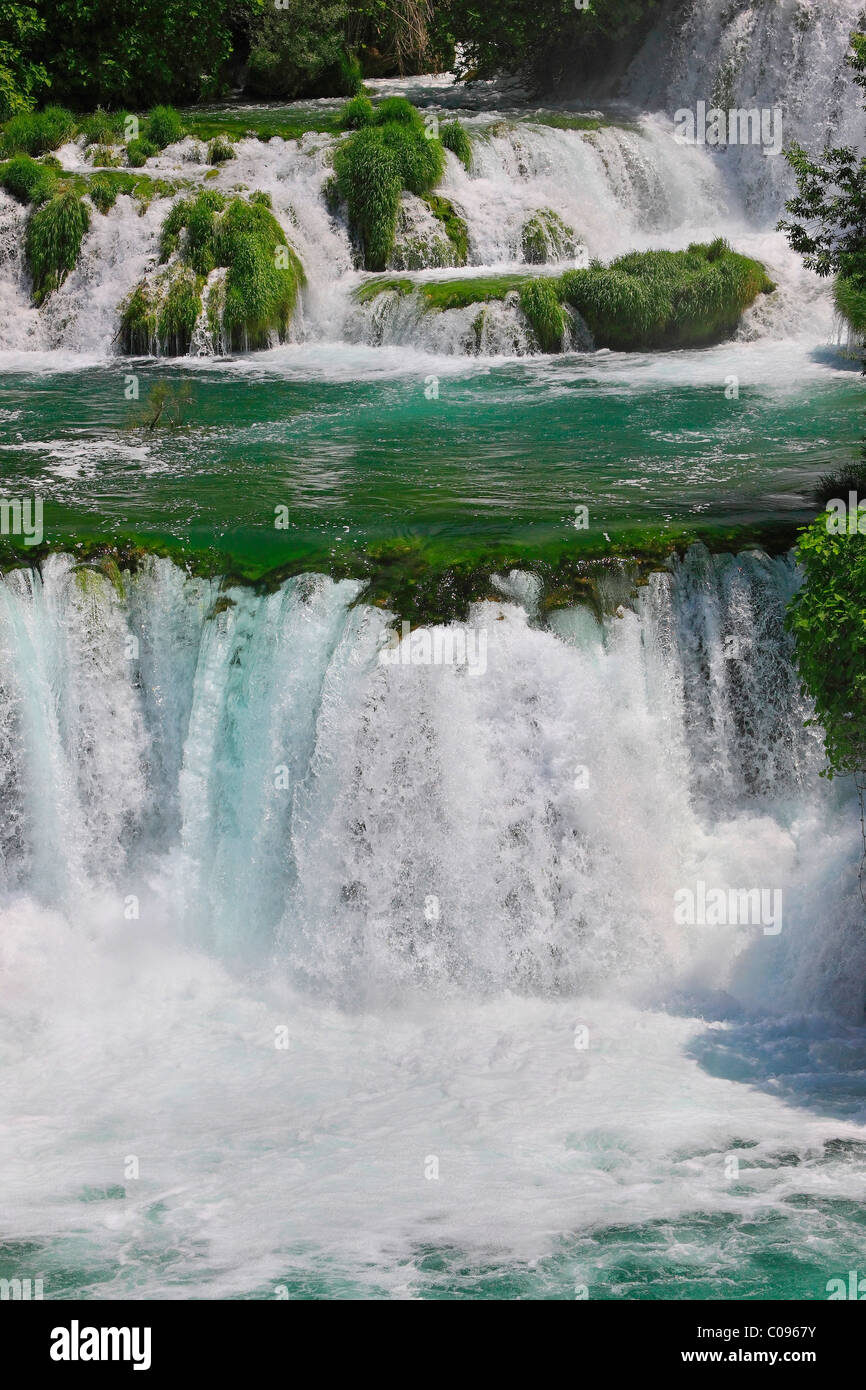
left=779, top=33, right=866, bottom=335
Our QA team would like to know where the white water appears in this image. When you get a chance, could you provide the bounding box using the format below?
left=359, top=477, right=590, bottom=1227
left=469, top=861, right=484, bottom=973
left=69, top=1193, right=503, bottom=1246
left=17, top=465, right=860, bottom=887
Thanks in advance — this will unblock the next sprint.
left=0, top=551, right=865, bottom=1296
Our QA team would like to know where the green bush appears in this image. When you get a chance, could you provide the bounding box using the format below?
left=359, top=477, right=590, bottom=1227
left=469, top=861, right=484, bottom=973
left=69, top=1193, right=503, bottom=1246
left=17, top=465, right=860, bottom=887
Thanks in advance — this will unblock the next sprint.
left=145, top=106, right=184, bottom=149
left=80, top=109, right=126, bottom=146
left=1, top=105, right=75, bottom=156
left=0, top=153, right=57, bottom=205
left=207, top=136, right=234, bottom=164
left=88, top=173, right=119, bottom=214
left=835, top=275, right=866, bottom=336
left=338, top=95, right=374, bottom=130
left=519, top=278, right=566, bottom=351
left=122, top=189, right=305, bottom=353
left=127, top=137, right=158, bottom=167
left=787, top=511, right=866, bottom=777
left=441, top=120, right=472, bottom=170
left=334, top=127, right=402, bottom=271
left=333, top=102, right=446, bottom=270
left=25, top=186, right=91, bottom=304
left=373, top=97, right=423, bottom=129
left=157, top=266, right=204, bottom=353
left=559, top=241, right=774, bottom=350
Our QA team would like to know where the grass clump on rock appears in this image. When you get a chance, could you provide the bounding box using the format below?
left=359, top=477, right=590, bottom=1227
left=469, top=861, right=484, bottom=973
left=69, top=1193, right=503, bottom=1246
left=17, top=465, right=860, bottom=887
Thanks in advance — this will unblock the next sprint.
left=88, top=173, right=119, bottom=214
left=25, top=187, right=91, bottom=304
left=1, top=106, right=76, bottom=157
left=121, top=188, right=305, bottom=354
left=145, top=107, right=184, bottom=149
left=333, top=98, right=446, bottom=271
left=519, top=278, right=566, bottom=351
left=207, top=137, right=235, bottom=165
left=559, top=239, right=774, bottom=350
left=354, top=241, right=773, bottom=352
left=127, top=138, right=158, bottom=167
left=441, top=120, right=472, bottom=171
left=0, top=154, right=58, bottom=206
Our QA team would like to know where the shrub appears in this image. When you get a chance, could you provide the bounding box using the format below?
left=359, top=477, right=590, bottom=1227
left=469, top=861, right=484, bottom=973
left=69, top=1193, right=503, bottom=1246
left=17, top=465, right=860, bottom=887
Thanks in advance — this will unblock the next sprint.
left=787, top=512, right=866, bottom=778
left=25, top=187, right=91, bottom=304
left=334, top=127, right=402, bottom=271
left=333, top=101, right=446, bottom=270
left=441, top=120, right=472, bottom=170
left=338, top=95, right=374, bottom=130
left=519, top=278, right=566, bottom=351
left=558, top=242, right=774, bottom=350
left=373, top=97, right=423, bottom=129
left=88, top=173, right=119, bottom=214
left=0, top=153, right=57, bottom=205
left=145, top=106, right=184, bottom=149
left=207, top=136, right=234, bottom=164
left=122, top=189, right=305, bottom=353
left=80, top=109, right=126, bottom=146
left=127, top=137, right=158, bottom=167
left=1, top=105, right=75, bottom=156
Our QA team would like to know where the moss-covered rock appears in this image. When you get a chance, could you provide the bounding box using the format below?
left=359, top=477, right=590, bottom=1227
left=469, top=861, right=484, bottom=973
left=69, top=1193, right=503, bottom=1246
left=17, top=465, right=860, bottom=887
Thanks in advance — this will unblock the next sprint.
left=119, top=189, right=305, bottom=354
left=352, top=241, right=773, bottom=353
left=559, top=240, right=774, bottom=350
left=521, top=209, right=578, bottom=265
left=333, top=98, right=447, bottom=271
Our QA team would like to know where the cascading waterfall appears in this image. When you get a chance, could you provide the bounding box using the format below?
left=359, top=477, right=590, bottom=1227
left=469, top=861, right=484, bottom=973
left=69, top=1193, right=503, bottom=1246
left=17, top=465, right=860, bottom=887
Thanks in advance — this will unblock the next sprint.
left=0, top=549, right=862, bottom=1016
left=0, top=0, right=860, bottom=359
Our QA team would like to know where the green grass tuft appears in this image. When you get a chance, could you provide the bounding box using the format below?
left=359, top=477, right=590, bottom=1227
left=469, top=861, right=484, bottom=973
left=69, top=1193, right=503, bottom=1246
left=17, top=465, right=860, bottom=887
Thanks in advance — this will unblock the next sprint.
left=519, top=278, right=566, bottom=351
left=559, top=241, right=774, bottom=350
left=126, top=138, right=158, bottom=167
left=122, top=189, right=305, bottom=354
left=1, top=106, right=76, bottom=157
left=88, top=173, right=119, bottom=214
left=145, top=106, right=184, bottom=150
left=0, top=154, right=57, bottom=205
left=338, top=95, right=375, bottom=130
left=207, top=136, right=234, bottom=165
left=334, top=101, right=446, bottom=271
left=440, top=120, right=472, bottom=171
left=25, top=187, right=91, bottom=304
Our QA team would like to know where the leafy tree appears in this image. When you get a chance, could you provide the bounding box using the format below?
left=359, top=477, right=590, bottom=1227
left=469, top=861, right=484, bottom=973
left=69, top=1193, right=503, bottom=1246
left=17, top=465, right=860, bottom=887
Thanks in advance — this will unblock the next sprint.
left=27, top=0, right=262, bottom=109
left=779, top=33, right=866, bottom=337
left=246, top=1, right=355, bottom=100
left=0, top=4, right=48, bottom=117
left=434, top=0, right=660, bottom=93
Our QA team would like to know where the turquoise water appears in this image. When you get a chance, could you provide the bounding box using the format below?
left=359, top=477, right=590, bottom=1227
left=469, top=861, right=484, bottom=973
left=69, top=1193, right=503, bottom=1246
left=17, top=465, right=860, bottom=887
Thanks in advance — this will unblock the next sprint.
left=0, top=346, right=860, bottom=577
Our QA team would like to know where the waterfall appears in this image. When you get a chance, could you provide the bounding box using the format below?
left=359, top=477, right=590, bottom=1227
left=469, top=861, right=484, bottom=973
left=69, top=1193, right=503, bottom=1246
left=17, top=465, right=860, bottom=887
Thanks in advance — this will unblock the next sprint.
left=0, top=0, right=860, bottom=358
left=0, top=549, right=861, bottom=1018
